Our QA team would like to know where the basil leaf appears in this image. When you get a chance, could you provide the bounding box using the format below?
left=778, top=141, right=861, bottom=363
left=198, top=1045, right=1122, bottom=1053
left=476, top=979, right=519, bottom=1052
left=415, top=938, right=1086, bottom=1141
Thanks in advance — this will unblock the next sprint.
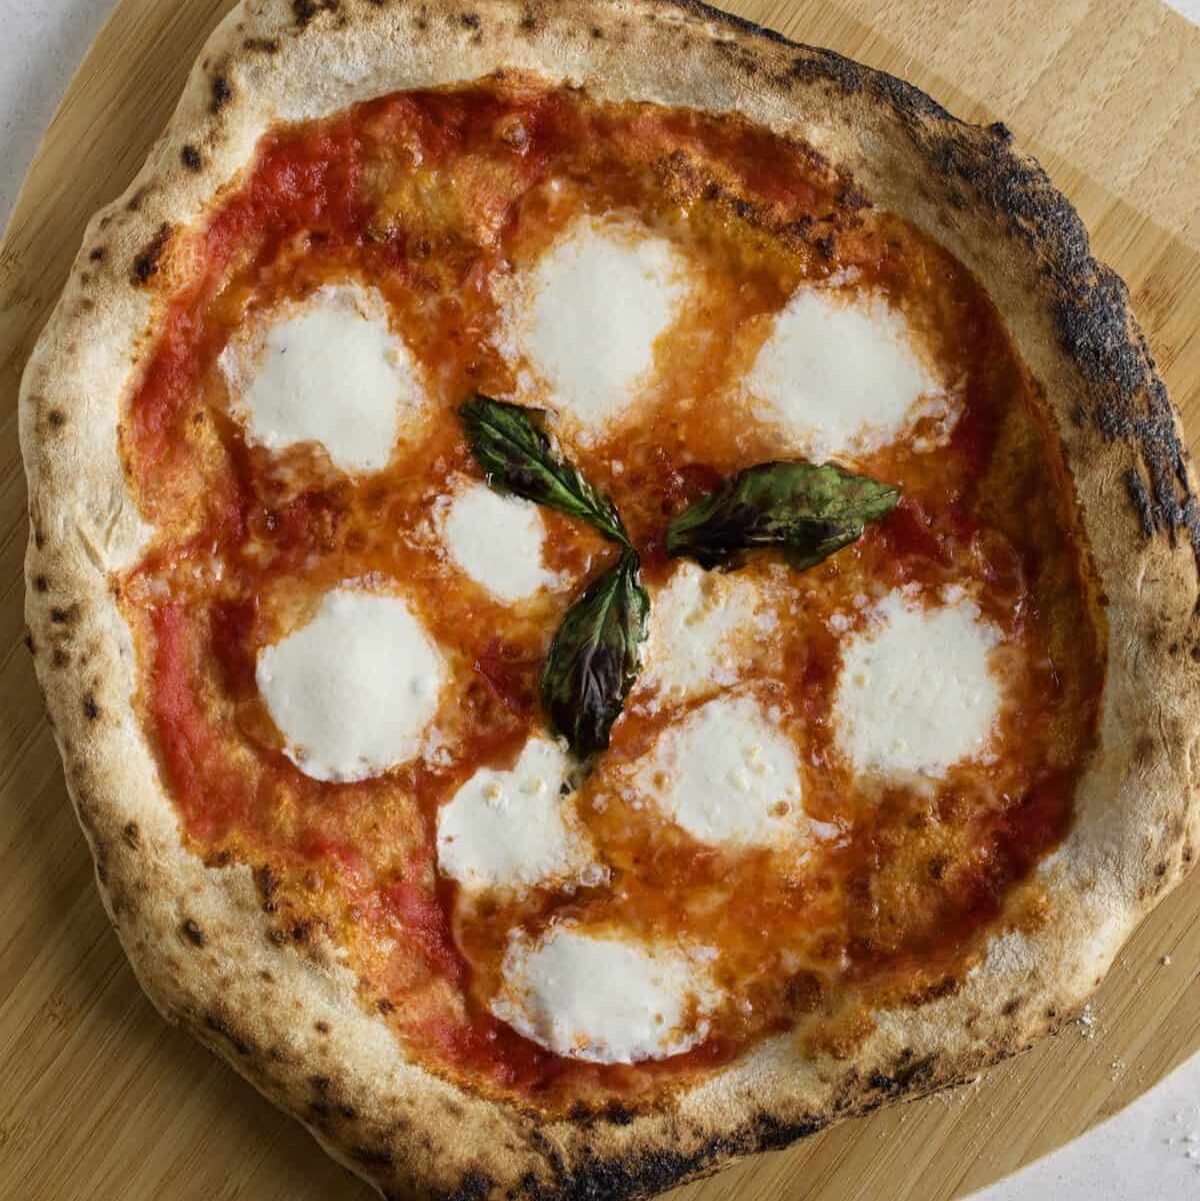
left=541, top=550, right=649, bottom=760
left=666, top=460, right=900, bottom=570
left=460, top=395, right=629, bottom=546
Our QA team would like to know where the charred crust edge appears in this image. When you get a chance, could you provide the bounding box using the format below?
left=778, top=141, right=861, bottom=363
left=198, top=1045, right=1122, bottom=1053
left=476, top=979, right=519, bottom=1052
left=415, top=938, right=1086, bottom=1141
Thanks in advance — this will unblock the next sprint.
left=210, top=72, right=234, bottom=113
left=670, top=0, right=1196, bottom=568
left=516, top=1112, right=827, bottom=1201
left=181, top=918, right=207, bottom=947
left=130, top=223, right=172, bottom=286
left=293, top=0, right=341, bottom=27
left=915, top=123, right=1199, bottom=564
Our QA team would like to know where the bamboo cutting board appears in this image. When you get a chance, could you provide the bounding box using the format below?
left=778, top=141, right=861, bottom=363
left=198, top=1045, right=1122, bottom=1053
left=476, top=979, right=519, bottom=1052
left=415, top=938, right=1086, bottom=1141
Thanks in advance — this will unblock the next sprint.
left=1, top=2, right=1198, bottom=1199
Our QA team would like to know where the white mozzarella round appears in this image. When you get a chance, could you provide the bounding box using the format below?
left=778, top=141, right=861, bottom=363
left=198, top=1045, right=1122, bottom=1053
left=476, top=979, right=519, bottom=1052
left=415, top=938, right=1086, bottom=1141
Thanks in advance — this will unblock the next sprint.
left=641, top=562, right=766, bottom=706
left=634, top=694, right=820, bottom=849
left=834, top=590, right=1001, bottom=779
left=492, top=925, right=717, bottom=1063
left=257, top=586, right=445, bottom=783
left=500, top=216, right=689, bottom=441
left=436, top=737, right=595, bottom=890
left=439, top=482, right=559, bottom=602
left=746, top=288, right=946, bottom=461
left=220, top=283, right=425, bottom=473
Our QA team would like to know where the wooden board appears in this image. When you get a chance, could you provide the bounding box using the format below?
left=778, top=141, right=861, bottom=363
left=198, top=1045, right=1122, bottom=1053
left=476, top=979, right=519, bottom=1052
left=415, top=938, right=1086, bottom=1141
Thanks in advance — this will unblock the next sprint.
left=0, top=1, right=1197, bottom=1198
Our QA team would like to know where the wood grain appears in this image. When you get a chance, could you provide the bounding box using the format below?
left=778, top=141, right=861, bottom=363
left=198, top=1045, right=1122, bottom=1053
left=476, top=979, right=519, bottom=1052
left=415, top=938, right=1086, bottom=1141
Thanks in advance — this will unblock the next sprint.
left=1, top=2, right=1197, bottom=1199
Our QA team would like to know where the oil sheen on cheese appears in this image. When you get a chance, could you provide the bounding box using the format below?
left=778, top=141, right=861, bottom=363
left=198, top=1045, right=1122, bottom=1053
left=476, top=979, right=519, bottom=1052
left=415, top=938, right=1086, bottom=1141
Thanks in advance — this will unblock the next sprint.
left=439, top=481, right=560, bottom=603
left=220, top=283, right=425, bottom=473
left=747, top=288, right=947, bottom=460
left=257, top=585, right=445, bottom=783
left=633, top=693, right=821, bottom=849
left=437, top=737, right=594, bottom=890
left=491, top=924, right=717, bottom=1063
left=834, top=589, right=1002, bottom=779
left=499, top=216, right=690, bottom=442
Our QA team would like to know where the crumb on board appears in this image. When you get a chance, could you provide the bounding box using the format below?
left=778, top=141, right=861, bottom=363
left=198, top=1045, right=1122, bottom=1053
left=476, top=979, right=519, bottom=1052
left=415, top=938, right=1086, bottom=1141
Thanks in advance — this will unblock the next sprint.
left=1077, top=1005, right=1098, bottom=1040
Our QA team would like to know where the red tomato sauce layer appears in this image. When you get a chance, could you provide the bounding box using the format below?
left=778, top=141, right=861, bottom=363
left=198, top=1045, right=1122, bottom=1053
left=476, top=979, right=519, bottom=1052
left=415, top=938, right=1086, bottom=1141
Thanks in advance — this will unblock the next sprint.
left=117, top=79, right=1104, bottom=1109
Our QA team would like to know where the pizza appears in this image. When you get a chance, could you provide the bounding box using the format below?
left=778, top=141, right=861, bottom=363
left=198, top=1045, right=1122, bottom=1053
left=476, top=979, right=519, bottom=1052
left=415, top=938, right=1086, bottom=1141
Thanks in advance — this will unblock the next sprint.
left=19, top=1, right=1199, bottom=1198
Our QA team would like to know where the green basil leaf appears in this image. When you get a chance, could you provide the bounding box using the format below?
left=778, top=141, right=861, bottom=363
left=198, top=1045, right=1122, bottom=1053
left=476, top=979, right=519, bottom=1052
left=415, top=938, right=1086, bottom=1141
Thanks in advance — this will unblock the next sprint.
left=541, top=550, right=649, bottom=760
left=460, top=395, right=629, bottom=546
left=666, top=460, right=900, bottom=570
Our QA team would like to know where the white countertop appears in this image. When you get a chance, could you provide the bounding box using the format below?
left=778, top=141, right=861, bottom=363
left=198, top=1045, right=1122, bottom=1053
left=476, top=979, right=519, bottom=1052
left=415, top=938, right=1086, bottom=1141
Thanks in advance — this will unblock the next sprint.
left=2, top=3, right=1197, bottom=1200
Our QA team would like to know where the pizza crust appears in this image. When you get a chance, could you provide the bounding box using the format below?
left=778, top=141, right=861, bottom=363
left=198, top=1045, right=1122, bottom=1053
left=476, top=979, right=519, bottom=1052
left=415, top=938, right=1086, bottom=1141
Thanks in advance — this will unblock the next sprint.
left=19, top=1, right=1200, bottom=1198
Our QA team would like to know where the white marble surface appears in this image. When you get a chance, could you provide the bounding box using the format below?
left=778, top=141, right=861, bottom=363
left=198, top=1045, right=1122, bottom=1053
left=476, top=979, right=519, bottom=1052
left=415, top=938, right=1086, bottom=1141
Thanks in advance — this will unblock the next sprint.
left=1, top=2, right=1197, bottom=1200
left=972, top=1056, right=1200, bottom=1200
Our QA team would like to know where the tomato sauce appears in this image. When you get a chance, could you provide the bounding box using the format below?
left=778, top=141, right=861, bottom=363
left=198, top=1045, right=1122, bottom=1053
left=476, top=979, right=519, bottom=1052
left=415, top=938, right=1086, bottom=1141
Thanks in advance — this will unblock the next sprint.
left=118, top=78, right=1104, bottom=1109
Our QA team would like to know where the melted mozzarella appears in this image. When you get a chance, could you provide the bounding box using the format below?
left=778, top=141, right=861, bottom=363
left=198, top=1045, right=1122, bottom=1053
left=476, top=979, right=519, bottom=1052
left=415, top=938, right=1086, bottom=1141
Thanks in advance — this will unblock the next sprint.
left=500, top=216, right=688, bottom=441
left=834, top=590, right=1001, bottom=779
left=220, top=283, right=425, bottom=473
left=634, top=694, right=822, bottom=849
left=492, top=925, right=716, bottom=1063
left=436, top=737, right=595, bottom=890
left=257, top=586, right=444, bottom=783
left=439, top=482, right=558, bottom=602
left=746, top=288, right=946, bottom=461
left=641, top=562, right=766, bottom=705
